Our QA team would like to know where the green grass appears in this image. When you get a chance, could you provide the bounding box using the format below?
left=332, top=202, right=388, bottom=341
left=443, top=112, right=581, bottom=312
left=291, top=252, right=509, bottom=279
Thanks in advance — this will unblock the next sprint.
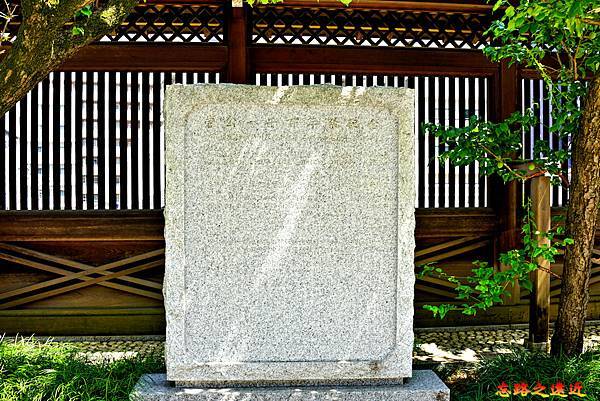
left=0, top=337, right=164, bottom=401
left=443, top=349, right=600, bottom=400
left=3, top=338, right=600, bottom=401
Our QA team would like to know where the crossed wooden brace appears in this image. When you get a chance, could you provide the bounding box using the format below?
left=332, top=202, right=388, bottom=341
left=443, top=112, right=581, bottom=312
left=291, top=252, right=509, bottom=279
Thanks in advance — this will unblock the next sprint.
left=414, top=236, right=491, bottom=300
left=0, top=243, right=164, bottom=310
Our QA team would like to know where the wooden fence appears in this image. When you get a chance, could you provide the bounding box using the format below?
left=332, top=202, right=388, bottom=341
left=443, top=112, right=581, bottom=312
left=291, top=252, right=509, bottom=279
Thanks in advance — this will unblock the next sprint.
left=0, top=0, right=599, bottom=335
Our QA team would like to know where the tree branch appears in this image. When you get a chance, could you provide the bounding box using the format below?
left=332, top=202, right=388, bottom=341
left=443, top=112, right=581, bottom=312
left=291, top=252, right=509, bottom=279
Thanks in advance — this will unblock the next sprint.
left=0, top=0, right=138, bottom=116
left=74, top=0, right=138, bottom=44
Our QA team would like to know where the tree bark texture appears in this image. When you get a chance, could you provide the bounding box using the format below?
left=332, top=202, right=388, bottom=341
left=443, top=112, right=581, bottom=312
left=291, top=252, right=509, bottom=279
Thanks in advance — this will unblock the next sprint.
left=551, top=74, right=600, bottom=356
left=0, top=0, right=137, bottom=116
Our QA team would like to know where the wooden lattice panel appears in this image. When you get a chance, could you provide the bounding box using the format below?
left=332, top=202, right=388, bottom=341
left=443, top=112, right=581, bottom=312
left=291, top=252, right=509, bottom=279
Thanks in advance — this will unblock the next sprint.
left=0, top=242, right=164, bottom=309
left=548, top=244, right=600, bottom=299
left=104, top=3, right=225, bottom=43
left=414, top=236, right=494, bottom=301
left=251, top=6, right=492, bottom=49
left=1, top=3, right=225, bottom=43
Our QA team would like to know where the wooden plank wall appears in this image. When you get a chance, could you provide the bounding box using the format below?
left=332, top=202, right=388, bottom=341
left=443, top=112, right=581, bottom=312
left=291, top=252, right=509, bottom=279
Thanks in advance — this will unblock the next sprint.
left=1, top=1, right=598, bottom=335
left=0, top=209, right=598, bottom=334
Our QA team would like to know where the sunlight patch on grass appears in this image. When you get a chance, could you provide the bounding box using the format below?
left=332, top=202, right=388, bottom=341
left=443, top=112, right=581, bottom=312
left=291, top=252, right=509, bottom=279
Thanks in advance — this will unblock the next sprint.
left=0, top=336, right=164, bottom=401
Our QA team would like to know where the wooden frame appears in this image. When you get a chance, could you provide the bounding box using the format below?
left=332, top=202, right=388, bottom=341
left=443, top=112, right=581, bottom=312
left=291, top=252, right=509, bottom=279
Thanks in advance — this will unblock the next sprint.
left=1, top=0, right=598, bottom=335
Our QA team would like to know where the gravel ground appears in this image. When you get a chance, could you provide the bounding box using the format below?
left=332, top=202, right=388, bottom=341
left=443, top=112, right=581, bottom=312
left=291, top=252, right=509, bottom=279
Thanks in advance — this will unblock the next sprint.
left=414, top=323, right=600, bottom=364
left=5, top=323, right=600, bottom=366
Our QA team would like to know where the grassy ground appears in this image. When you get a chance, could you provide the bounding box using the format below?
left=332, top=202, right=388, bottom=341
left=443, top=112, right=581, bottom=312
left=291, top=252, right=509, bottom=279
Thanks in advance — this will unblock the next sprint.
left=1, top=338, right=599, bottom=401
left=441, top=349, right=600, bottom=400
left=0, top=338, right=164, bottom=401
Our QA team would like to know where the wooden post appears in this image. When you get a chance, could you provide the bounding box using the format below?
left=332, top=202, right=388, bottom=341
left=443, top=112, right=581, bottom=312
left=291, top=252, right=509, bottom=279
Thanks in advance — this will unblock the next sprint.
left=491, top=60, right=521, bottom=305
left=226, top=1, right=249, bottom=84
left=528, top=175, right=551, bottom=348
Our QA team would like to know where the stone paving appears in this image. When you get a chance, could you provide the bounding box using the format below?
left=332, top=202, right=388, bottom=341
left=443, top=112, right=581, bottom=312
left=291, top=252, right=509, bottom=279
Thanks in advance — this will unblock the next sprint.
left=414, top=323, right=600, bottom=364
left=6, top=323, right=600, bottom=366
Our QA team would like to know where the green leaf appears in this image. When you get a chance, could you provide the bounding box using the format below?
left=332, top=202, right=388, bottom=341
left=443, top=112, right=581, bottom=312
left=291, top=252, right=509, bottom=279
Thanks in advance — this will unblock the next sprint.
left=75, top=4, right=93, bottom=18
left=493, top=0, right=504, bottom=12
left=71, top=26, right=84, bottom=36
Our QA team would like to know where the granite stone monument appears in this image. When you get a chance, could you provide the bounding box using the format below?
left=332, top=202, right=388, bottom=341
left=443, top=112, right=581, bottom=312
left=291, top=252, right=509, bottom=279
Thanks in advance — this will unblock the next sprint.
left=132, top=84, right=449, bottom=401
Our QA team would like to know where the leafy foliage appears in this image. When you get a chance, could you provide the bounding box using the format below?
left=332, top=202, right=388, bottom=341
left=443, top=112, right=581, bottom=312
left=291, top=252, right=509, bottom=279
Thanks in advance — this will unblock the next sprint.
left=423, top=109, right=568, bottom=184
left=445, top=349, right=600, bottom=401
left=418, top=201, right=573, bottom=318
left=72, top=4, right=94, bottom=36
left=0, top=337, right=164, bottom=401
left=419, top=0, right=599, bottom=319
left=0, top=0, right=17, bottom=51
left=486, top=0, right=600, bottom=81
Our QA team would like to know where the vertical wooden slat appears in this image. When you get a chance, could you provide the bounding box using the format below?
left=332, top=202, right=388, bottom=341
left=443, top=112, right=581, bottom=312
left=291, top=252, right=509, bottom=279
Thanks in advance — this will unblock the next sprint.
left=52, top=73, right=61, bottom=209
left=19, top=94, right=28, bottom=210
left=30, top=84, right=39, bottom=210
left=152, top=72, right=161, bottom=209
left=63, top=73, right=72, bottom=210
left=417, top=76, right=425, bottom=208
left=560, top=84, right=569, bottom=205
left=141, top=72, right=151, bottom=209
left=75, top=72, right=84, bottom=210
left=8, top=106, right=16, bottom=210
left=467, top=77, right=476, bottom=207
left=0, top=113, right=5, bottom=209
left=542, top=81, right=558, bottom=207
left=478, top=77, right=488, bottom=205
left=541, top=79, right=550, bottom=149
left=523, top=79, right=532, bottom=160
left=131, top=72, right=140, bottom=209
left=119, top=72, right=128, bottom=210
left=41, top=77, right=50, bottom=210
left=531, top=80, right=541, bottom=162
left=437, top=76, right=446, bottom=207
left=427, top=77, right=436, bottom=207
left=457, top=77, right=466, bottom=207
left=164, top=72, right=173, bottom=87
left=97, top=72, right=106, bottom=209
left=85, top=72, right=94, bottom=209
left=108, top=71, right=117, bottom=209
left=447, top=77, right=456, bottom=207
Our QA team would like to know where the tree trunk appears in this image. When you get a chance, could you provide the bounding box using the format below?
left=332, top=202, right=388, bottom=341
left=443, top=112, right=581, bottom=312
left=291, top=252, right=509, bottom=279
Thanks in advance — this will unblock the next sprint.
left=0, top=18, right=62, bottom=116
left=551, top=74, right=600, bottom=356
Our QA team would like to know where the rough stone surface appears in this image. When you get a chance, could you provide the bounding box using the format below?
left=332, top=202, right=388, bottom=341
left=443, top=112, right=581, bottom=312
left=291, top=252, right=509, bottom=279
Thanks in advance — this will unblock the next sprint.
left=163, top=84, right=415, bottom=385
left=131, top=371, right=449, bottom=401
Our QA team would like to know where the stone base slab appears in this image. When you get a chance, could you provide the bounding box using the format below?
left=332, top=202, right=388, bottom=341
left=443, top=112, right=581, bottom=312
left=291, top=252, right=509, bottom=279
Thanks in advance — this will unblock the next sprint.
left=131, top=370, right=449, bottom=401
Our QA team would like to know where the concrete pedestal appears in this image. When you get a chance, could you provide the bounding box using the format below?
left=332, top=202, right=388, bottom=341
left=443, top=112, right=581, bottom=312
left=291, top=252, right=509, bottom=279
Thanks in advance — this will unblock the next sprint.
left=131, top=370, right=449, bottom=401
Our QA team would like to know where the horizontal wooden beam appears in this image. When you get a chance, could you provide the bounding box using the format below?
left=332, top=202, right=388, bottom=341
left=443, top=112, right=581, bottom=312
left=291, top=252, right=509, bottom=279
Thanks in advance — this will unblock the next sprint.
left=251, top=0, right=494, bottom=12
left=250, top=45, right=498, bottom=76
left=0, top=208, right=498, bottom=241
left=57, top=44, right=228, bottom=72
left=0, top=210, right=164, bottom=241
left=415, top=207, right=497, bottom=238
left=0, top=209, right=594, bottom=242
left=0, top=307, right=165, bottom=335
left=2, top=44, right=496, bottom=75
left=143, top=0, right=494, bottom=12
